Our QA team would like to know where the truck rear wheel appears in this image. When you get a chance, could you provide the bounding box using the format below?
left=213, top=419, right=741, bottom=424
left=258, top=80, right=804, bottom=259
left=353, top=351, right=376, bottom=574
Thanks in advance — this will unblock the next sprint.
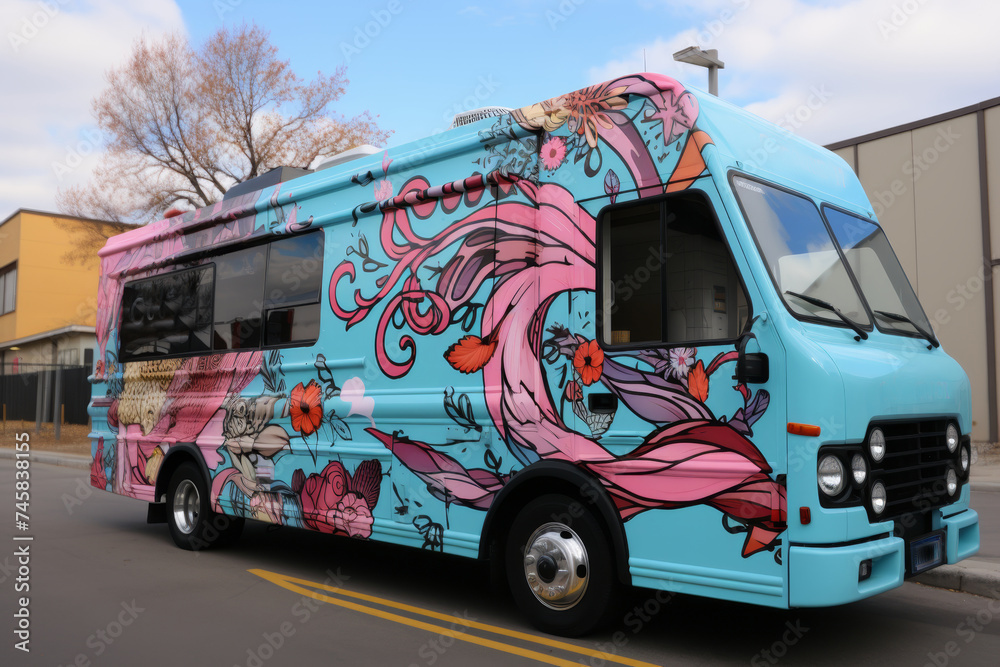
left=166, top=462, right=243, bottom=550
left=504, top=493, right=621, bottom=636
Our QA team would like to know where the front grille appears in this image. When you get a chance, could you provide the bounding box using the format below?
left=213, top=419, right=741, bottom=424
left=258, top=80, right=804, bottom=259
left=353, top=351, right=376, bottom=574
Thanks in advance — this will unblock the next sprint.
left=876, top=420, right=952, bottom=518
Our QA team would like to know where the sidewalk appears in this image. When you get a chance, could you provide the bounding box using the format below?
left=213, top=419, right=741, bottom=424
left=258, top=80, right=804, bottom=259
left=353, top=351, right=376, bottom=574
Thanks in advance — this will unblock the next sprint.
left=969, top=463, right=1000, bottom=491
left=2, top=446, right=999, bottom=599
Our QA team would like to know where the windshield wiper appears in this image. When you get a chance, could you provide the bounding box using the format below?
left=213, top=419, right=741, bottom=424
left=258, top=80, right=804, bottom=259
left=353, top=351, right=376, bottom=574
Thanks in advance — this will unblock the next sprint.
left=784, top=291, right=868, bottom=341
left=874, top=310, right=940, bottom=349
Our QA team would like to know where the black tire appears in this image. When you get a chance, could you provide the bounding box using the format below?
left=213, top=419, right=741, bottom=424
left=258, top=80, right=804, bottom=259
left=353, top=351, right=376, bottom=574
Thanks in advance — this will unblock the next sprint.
left=504, top=493, right=622, bottom=636
left=166, top=462, right=243, bottom=550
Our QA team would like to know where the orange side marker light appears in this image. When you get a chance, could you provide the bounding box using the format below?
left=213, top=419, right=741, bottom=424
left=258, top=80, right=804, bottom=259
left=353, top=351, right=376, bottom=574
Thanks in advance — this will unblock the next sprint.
left=787, top=422, right=821, bottom=437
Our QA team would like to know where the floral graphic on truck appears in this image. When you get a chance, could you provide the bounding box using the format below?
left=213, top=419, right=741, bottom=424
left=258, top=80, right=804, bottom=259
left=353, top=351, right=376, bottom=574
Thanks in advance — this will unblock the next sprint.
left=331, top=73, right=786, bottom=558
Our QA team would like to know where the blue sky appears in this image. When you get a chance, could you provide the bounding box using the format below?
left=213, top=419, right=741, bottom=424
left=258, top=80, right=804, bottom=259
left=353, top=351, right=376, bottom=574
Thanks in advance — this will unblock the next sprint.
left=2, top=0, right=998, bottom=219
left=174, top=0, right=712, bottom=147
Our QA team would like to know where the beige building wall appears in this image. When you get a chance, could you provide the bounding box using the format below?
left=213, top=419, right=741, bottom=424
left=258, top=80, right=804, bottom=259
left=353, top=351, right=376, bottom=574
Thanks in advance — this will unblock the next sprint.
left=911, top=117, right=988, bottom=439
left=828, top=99, right=999, bottom=444
left=988, top=107, right=1000, bottom=260
left=857, top=133, right=918, bottom=284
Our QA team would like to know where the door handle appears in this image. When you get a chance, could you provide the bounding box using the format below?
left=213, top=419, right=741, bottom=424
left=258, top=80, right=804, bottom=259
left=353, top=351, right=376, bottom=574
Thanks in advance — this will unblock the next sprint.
left=588, top=393, right=618, bottom=414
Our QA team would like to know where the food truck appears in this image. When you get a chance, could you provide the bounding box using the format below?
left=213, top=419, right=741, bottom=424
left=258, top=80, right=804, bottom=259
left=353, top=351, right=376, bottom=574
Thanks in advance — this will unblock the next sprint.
left=90, top=72, right=979, bottom=636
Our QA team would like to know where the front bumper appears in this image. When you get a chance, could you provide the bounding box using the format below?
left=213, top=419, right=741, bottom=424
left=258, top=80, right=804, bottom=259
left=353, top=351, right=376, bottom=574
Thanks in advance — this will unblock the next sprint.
left=788, top=508, right=979, bottom=607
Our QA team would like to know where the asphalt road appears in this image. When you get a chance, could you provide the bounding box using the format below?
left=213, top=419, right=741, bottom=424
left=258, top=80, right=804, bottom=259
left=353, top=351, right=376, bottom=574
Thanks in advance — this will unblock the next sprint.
left=2, top=459, right=999, bottom=667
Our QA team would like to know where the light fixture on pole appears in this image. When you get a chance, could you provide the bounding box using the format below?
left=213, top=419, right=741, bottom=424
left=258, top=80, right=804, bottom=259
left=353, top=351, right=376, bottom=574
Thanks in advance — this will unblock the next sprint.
left=672, top=46, right=724, bottom=96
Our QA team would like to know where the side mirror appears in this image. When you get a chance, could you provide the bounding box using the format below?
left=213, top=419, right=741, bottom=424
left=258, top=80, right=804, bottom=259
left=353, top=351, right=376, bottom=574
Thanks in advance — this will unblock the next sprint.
left=736, top=352, right=769, bottom=384
left=733, top=316, right=769, bottom=384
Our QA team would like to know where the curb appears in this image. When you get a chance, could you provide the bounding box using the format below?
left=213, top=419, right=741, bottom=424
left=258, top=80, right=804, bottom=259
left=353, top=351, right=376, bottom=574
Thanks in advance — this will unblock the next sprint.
left=971, top=480, right=1000, bottom=492
left=914, top=560, right=1000, bottom=599
left=0, top=448, right=90, bottom=471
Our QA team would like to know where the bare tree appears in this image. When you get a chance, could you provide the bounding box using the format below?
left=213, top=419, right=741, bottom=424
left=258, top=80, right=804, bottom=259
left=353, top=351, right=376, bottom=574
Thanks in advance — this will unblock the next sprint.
left=58, top=23, right=389, bottom=224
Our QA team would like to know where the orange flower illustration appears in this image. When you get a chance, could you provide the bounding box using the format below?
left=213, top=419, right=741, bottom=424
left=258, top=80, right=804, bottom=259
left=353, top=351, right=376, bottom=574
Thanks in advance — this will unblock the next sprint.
left=445, top=334, right=497, bottom=374
left=573, top=340, right=605, bottom=386
left=688, top=360, right=709, bottom=402
left=290, top=380, right=324, bottom=436
left=562, top=84, right=628, bottom=148
left=514, top=83, right=628, bottom=148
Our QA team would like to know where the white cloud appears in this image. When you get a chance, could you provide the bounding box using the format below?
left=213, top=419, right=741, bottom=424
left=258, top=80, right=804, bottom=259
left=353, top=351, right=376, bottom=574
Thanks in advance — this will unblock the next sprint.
left=0, top=0, right=185, bottom=220
left=588, top=0, right=1000, bottom=145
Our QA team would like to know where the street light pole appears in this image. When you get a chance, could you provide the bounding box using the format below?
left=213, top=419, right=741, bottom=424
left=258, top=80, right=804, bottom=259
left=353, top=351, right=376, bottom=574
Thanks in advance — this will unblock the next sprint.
left=672, top=46, right=725, bottom=96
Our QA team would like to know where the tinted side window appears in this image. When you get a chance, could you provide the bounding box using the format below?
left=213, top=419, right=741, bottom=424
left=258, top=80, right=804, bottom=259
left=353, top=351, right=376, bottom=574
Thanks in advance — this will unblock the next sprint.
left=213, top=246, right=266, bottom=350
left=602, top=202, right=663, bottom=345
left=263, top=233, right=324, bottom=346
left=121, top=265, right=214, bottom=360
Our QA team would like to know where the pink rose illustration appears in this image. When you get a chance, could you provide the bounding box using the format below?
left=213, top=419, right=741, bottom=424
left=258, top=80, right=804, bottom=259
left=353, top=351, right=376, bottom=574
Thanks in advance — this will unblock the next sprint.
left=334, top=492, right=374, bottom=538
left=296, top=459, right=381, bottom=537
left=300, top=461, right=348, bottom=533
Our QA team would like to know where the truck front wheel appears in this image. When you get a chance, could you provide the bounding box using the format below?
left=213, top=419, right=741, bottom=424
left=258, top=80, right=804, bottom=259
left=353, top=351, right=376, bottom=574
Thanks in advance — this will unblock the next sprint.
left=504, top=493, right=621, bottom=636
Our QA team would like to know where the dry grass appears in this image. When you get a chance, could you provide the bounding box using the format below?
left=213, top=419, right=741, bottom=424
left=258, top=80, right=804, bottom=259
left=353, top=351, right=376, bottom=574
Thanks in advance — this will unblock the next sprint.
left=0, top=420, right=92, bottom=455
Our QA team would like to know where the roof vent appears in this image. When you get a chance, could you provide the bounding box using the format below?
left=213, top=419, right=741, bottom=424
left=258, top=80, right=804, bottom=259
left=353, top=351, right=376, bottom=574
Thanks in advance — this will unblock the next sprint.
left=223, top=166, right=312, bottom=200
left=449, top=106, right=513, bottom=128
left=315, top=144, right=383, bottom=171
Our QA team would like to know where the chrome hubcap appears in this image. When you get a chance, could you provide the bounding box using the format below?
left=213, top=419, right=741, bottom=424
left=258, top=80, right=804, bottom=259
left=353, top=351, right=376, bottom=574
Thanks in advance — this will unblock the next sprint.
left=523, top=522, right=589, bottom=610
left=173, top=479, right=200, bottom=535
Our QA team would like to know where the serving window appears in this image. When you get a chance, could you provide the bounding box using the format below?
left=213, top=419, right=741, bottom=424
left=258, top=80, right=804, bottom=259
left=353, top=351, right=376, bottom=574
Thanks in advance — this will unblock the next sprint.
left=120, top=230, right=324, bottom=361
left=599, top=192, right=748, bottom=347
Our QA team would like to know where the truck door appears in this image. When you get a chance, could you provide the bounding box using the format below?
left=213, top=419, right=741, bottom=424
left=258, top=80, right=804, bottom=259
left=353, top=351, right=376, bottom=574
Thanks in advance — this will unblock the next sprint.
left=564, top=182, right=789, bottom=603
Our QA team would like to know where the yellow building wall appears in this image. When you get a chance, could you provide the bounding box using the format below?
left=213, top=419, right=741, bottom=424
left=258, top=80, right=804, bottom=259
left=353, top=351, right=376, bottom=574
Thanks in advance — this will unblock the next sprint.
left=1, top=211, right=120, bottom=342
left=0, top=214, right=22, bottom=343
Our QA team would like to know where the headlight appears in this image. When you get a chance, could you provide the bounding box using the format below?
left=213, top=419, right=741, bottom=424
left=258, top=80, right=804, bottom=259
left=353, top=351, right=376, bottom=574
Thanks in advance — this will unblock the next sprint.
left=851, top=453, right=867, bottom=486
left=946, top=468, right=958, bottom=496
left=945, top=424, right=959, bottom=453
left=960, top=445, right=970, bottom=472
left=818, top=455, right=845, bottom=496
left=870, top=481, right=887, bottom=515
left=869, top=428, right=885, bottom=463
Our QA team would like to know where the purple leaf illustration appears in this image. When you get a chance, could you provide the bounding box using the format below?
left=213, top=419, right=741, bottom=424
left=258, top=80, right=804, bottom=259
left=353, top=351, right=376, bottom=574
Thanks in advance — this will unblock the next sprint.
left=604, top=169, right=620, bottom=204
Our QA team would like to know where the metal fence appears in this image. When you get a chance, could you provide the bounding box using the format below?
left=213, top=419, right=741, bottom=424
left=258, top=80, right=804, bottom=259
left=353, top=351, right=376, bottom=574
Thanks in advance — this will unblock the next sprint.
left=0, top=363, right=91, bottom=426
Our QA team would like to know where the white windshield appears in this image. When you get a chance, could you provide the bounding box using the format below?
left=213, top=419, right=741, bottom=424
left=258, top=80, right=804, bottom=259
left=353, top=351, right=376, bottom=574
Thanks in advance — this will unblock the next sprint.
left=733, top=176, right=870, bottom=328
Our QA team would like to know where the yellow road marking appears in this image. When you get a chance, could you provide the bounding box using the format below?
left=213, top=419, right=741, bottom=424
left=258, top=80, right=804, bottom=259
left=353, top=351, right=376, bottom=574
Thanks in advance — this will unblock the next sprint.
left=250, top=569, right=660, bottom=667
